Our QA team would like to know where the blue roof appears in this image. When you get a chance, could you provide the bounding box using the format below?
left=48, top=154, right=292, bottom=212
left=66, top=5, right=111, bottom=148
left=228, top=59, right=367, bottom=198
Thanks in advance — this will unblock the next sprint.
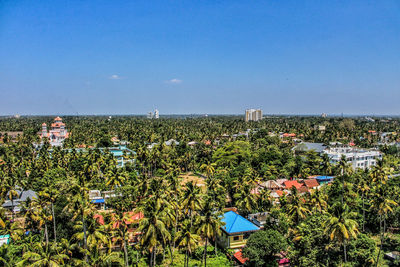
left=91, top=199, right=105, bottom=204
left=316, top=176, right=334, bottom=181
left=221, top=211, right=259, bottom=234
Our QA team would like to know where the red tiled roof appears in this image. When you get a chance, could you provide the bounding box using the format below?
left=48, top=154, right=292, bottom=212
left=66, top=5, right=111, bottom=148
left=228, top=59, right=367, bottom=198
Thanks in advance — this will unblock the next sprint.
left=54, top=116, right=62, bottom=121
left=282, top=133, right=296, bottom=138
left=94, top=214, right=104, bottom=225
left=233, top=250, right=248, bottom=264
left=283, top=180, right=302, bottom=190
left=303, top=179, right=319, bottom=188
left=275, top=190, right=284, bottom=197
left=94, top=212, right=144, bottom=228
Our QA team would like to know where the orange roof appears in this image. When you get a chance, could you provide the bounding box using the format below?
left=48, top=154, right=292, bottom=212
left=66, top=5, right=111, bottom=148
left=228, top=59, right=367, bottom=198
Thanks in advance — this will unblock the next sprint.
left=303, top=179, right=319, bottom=188
left=42, top=122, right=47, bottom=126
left=51, top=122, right=65, bottom=128
left=282, top=133, right=296, bottom=138
left=275, top=190, right=284, bottom=197
left=283, top=180, right=302, bottom=190
left=233, top=250, right=248, bottom=264
left=94, top=214, right=104, bottom=225
left=54, top=116, right=62, bottom=121
left=95, top=212, right=144, bottom=228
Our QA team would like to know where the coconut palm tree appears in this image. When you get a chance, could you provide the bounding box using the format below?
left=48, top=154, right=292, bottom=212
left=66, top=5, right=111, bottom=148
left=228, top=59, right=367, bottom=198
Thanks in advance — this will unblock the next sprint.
left=196, top=197, right=224, bottom=267
left=370, top=185, right=398, bottom=266
left=176, top=219, right=200, bottom=267
left=30, top=192, right=53, bottom=248
left=17, top=242, right=69, bottom=267
left=138, top=198, right=171, bottom=267
left=324, top=204, right=359, bottom=263
left=181, top=181, right=202, bottom=226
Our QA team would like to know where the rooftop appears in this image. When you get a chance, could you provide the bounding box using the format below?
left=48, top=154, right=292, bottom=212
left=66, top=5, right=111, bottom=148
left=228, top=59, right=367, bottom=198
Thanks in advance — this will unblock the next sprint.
left=221, top=211, right=259, bottom=234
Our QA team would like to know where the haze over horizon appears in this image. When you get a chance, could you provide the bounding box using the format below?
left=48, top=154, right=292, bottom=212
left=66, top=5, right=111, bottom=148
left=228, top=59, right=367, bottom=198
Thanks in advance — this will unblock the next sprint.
left=1, top=1, right=399, bottom=115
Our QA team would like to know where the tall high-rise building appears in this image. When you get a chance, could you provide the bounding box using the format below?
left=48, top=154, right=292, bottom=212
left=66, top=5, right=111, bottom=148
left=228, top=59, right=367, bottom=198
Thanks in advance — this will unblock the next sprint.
left=154, top=109, right=159, bottom=119
left=147, top=112, right=153, bottom=119
left=245, top=109, right=262, bottom=122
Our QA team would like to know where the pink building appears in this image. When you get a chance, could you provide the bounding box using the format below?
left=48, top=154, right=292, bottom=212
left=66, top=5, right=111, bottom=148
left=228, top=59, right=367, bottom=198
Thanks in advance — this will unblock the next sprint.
left=40, top=117, right=69, bottom=146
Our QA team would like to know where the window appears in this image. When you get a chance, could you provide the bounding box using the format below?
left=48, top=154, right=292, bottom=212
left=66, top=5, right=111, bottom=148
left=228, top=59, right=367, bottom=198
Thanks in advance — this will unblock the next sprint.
left=233, top=236, right=240, bottom=241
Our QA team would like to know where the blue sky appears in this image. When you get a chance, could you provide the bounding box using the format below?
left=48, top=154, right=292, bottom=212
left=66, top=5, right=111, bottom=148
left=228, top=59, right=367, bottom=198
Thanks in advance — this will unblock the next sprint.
left=0, top=0, right=399, bottom=115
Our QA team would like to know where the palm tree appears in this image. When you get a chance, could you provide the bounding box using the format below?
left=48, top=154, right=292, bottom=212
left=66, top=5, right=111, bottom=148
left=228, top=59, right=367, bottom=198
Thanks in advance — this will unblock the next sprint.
left=110, top=211, right=135, bottom=267
left=72, top=218, right=109, bottom=251
left=30, top=191, right=53, bottom=248
left=286, top=188, right=310, bottom=224
left=87, top=246, right=124, bottom=267
left=196, top=197, right=224, bottom=266
left=181, top=181, right=202, bottom=226
left=370, top=185, right=398, bottom=266
left=324, top=204, right=359, bottom=263
left=17, top=242, right=69, bottom=267
left=138, top=198, right=171, bottom=267
left=308, top=189, right=327, bottom=213
left=176, top=219, right=200, bottom=267
left=63, top=183, right=95, bottom=263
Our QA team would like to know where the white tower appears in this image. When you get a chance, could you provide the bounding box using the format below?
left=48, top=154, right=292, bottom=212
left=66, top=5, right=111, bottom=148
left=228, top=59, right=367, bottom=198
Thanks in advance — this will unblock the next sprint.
left=41, top=123, right=48, bottom=137
left=154, top=109, right=159, bottom=119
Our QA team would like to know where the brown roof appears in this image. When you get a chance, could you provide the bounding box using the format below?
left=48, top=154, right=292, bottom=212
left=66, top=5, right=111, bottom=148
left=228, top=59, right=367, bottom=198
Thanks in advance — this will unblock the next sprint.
left=298, top=186, right=309, bottom=194
left=303, top=179, right=319, bottom=188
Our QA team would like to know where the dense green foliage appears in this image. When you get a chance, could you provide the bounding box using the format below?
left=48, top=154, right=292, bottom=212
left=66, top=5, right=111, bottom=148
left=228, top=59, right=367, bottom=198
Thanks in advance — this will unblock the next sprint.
left=0, top=115, right=400, bottom=266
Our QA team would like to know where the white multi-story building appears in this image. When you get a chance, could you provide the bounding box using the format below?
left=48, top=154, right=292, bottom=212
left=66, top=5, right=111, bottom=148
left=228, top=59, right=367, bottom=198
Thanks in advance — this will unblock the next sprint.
left=323, top=146, right=382, bottom=170
left=245, top=109, right=262, bottom=122
left=154, top=109, right=159, bottom=119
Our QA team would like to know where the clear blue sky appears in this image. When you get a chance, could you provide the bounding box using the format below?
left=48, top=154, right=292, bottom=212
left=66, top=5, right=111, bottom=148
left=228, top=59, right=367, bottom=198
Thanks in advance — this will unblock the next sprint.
left=1, top=0, right=399, bottom=115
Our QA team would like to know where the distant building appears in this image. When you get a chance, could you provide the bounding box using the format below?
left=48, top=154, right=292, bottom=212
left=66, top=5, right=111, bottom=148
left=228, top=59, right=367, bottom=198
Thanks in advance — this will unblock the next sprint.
left=321, top=113, right=327, bottom=118
left=245, top=109, right=262, bottom=122
left=148, top=109, right=159, bottom=119
left=323, top=146, right=382, bottom=170
left=0, top=131, right=23, bottom=143
left=40, top=117, right=69, bottom=146
left=292, top=142, right=327, bottom=154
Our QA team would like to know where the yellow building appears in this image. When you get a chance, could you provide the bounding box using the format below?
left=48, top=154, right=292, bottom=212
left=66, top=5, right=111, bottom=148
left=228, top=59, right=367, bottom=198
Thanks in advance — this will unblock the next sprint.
left=218, top=211, right=260, bottom=249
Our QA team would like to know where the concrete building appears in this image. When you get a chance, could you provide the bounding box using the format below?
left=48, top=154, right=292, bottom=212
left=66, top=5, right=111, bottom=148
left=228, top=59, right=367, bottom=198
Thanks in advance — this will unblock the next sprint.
left=245, top=109, right=262, bottom=122
left=154, top=109, right=159, bottom=119
left=323, top=146, right=382, bottom=170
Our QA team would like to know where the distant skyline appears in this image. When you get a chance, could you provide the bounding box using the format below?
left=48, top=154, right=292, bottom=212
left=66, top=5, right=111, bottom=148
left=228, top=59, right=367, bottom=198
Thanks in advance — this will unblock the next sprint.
left=1, top=1, right=399, bottom=115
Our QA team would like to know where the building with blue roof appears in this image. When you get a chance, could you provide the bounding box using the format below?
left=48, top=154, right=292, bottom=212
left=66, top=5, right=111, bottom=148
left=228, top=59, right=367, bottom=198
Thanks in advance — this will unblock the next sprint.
left=218, top=211, right=260, bottom=249
left=316, top=175, right=335, bottom=185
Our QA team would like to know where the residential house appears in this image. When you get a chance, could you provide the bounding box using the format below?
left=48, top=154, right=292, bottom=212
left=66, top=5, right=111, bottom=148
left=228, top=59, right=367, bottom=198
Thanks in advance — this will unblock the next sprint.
left=302, top=178, right=320, bottom=190
left=262, top=180, right=283, bottom=190
left=2, top=189, right=37, bottom=213
left=218, top=211, right=259, bottom=249
left=283, top=180, right=302, bottom=190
